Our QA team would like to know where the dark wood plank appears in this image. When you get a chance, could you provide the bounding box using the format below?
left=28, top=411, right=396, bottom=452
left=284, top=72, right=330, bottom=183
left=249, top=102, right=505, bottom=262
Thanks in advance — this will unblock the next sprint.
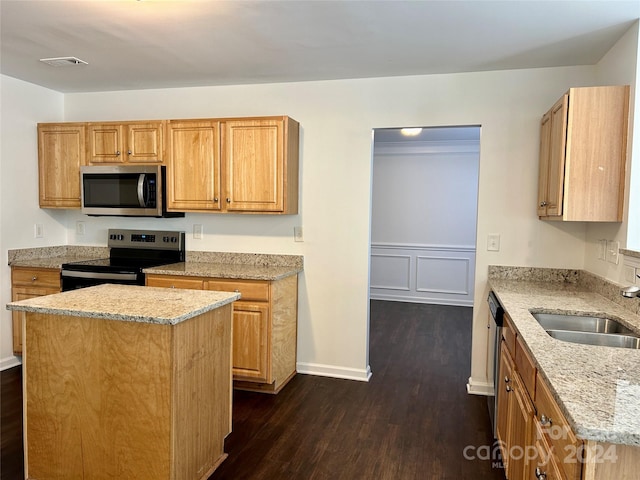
left=1, top=301, right=505, bottom=480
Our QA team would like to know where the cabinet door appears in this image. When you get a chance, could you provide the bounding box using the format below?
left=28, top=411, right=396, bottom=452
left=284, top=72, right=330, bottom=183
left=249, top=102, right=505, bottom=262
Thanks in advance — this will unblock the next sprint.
left=87, top=124, right=125, bottom=163
left=12, top=287, right=59, bottom=355
left=38, top=123, right=86, bottom=208
left=546, top=95, right=568, bottom=217
left=231, top=302, right=271, bottom=383
left=224, top=118, right=284, bottom=212
left=537, top=111, right=551, bottom=216
left=508, top=373, right=535, bottom=480
left=126, top=123, right=164, bottom=164
left=167, top=120, right=221, bottom=211
left=496, top=342, right=514, bottom=469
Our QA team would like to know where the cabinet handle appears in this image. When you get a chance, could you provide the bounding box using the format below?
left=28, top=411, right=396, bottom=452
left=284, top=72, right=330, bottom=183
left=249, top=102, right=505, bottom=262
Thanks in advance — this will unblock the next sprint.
left=127, top=150, right=132, bottom=155
left=504, top=376, right=510, bottom=383
left=539, top=201, right=548, bottom=207
left=505, top=385, right=511, bottom=392
left=226, top=198, right=231, bottom=203
left=214, top=197, right=219, bottom=202
left=535, top=467, right=547, bottom=480
left=540, top=414, right=552, bottom=426
left=31, top=276, right=37, bottom=281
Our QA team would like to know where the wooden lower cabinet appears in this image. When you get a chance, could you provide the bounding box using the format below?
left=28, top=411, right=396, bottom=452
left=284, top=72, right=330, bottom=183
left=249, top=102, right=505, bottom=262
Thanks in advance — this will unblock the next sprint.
left=497, top=342, right=535, bottom=480
left=146, top=273, right=298, bottom=393
left=11, top=266, right=61, bottom=355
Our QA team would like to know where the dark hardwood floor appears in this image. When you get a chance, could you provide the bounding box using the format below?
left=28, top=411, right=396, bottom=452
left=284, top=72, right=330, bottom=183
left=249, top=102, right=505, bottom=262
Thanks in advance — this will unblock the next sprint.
left=1, top=301, right=504, bottom=480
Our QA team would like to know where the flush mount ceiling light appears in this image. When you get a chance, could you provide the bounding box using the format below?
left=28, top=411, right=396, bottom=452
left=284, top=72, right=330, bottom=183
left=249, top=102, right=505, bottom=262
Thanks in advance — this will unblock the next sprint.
left=39, top=56, right=88, bottom=67
left=400, top=128, right=423, bottom=136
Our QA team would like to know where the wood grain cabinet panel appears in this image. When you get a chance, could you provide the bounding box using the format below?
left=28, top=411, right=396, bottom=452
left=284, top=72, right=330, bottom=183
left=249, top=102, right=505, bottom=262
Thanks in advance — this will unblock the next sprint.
left=537, top=85, right=630, bottom=221
left=147, top=273, right=298, bottom=393
left=10, top=266, right=61, bottom=355
left=166, top=120, right=222, bottom=211
left=87, top=121, right=165, bottom=164
left=37, top=123, right=86, bottom=208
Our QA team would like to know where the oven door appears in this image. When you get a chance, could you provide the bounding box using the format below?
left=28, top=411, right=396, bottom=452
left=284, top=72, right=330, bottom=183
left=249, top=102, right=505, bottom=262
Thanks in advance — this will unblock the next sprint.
left=61, top=270, right=144, bottom=291
left=80, top=165, right=161, bottom=217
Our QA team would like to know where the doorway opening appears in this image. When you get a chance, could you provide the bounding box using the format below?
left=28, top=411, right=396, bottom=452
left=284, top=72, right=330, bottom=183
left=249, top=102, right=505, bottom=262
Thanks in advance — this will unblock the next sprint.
left=369, top=125, right=481, bottom=306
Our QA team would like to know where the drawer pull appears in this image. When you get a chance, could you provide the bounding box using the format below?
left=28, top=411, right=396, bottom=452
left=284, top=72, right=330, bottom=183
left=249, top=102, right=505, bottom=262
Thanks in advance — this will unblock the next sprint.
left=31, top=276, right=37, bottom=281
left=535, top=467, right=547, bottom=480
left=506, top=385, right=511, bottom=393
left=540, top=414, right=552, bottom=426
left=504, top=376, right=510, bottom=383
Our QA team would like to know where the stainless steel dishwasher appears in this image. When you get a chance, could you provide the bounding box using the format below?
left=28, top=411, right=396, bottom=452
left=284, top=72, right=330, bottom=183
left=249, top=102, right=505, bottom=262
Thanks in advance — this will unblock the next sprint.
left=487, top=291, right=504, bottom=438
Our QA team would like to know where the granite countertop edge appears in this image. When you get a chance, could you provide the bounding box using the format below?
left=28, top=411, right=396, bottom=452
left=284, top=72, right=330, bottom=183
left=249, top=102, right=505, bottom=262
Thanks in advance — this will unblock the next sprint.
left=143, top=262, right=302, bottom=281
left=488, top=271, right=640, bottom=447
left=7, top=285, right=241, bottom=325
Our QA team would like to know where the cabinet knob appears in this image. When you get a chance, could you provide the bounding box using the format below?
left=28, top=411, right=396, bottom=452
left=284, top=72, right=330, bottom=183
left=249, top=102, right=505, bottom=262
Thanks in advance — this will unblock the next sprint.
left=116, top=150, right=121, bottom=156
left=504, top=376, right=510, bottom=383
left=170, top=285, right=176, bottom=289
left=31, top=276, right=37, bottom=281
left=234, top=289, right=239, bottom=293
left=127, top=150, right=132, bottom=155
left=226, top=198, right=231, bottom=203
left=535, top=467, right=547, bottom=480
left=540, top=414, right=552, bottom=426
left=539, top=201, right=548, bottom=207
left=214, top=197, right=219, bottom=202
left=505, top=385, right=511, bottom=392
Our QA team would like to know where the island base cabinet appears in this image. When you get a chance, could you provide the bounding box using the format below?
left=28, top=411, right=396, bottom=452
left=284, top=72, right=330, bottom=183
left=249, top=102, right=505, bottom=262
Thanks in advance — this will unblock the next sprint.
left=23, top=305, right=232, bottom=480
left=582, top=441, right=640, bottom=480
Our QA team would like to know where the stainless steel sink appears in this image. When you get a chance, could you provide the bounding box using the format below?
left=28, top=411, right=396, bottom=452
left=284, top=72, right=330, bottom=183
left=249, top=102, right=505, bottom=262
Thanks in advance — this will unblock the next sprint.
left=546, top=330, right=640, bottom=349
left=532, top=313, right=636, bottom=335
left=531, top=312, right=640, bottom=349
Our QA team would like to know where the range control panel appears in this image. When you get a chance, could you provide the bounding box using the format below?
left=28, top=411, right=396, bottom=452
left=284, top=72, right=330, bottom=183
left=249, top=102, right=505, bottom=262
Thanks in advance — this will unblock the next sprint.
left=107, top=229, right=185, bottom=251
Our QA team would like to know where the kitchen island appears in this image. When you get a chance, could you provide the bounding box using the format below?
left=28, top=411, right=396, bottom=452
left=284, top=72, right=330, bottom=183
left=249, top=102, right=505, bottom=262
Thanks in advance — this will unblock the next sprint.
left=7, top=284, right=240, bottom=480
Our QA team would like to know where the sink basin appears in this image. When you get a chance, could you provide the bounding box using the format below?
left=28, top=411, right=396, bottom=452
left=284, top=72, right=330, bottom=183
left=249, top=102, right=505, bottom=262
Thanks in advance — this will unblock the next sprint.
left=531, top=312, right=640, bottom=349
left=531, top=312, right=636, bottom=335
left=546, top=330, right=640, bottom=349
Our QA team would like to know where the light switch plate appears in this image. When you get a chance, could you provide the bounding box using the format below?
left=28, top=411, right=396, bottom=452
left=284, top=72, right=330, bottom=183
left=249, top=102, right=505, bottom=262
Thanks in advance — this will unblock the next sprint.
left=193, top=224, right=203, bottom=240
left=76, top=221, right=85, bottom=235
left=34, top=224, right=43, bottom=238
left=624, top=265, right=636, bottom=284
left=487, top=234, right=500, bottom=252
left=598, top=239, right=607, bottom=260
left=294, top=226, right=303, bottom=242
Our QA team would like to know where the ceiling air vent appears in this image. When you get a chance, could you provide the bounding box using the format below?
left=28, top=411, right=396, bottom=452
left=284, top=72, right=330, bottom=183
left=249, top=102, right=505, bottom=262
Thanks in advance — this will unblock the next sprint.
left=39, top=56, right=88, bottom=67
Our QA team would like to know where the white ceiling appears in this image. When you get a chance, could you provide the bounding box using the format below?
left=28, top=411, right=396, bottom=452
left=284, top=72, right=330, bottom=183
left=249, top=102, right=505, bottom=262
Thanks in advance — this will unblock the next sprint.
left=1, top=0, right=639, bottom=94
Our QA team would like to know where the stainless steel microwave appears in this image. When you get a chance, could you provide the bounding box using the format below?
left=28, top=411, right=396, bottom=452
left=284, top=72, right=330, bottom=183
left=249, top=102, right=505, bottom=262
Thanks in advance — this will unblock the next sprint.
left=80, top=165, right=183, bottom=217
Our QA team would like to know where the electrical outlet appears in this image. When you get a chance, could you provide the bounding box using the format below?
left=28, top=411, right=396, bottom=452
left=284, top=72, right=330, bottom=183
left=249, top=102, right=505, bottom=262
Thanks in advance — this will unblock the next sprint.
left=76, top=221, right=85, bottom=235
left=624, top=265, right=636, bottom=284
left=34, top=224, right=43, bottom=238
left=193, top=224, right=203, bottom=240
left=606, top=240, right=620, bottom=265
left=487, top=234, right=500, bottom=252
left=294, top=226, right=303, bottom=242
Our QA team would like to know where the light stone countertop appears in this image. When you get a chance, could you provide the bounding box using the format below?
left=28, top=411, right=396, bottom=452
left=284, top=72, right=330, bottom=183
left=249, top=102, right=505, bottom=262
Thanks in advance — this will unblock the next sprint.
left=489, top=277, right=640, bottom=446
left=144, top=261, right=302, bottom=281
left=6, top=284, right=240, bottom=325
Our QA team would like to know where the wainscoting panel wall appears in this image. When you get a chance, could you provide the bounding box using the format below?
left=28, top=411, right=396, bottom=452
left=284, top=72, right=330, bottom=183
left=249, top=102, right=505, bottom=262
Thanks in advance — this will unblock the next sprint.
left=370, top=244, right=476, bottom=306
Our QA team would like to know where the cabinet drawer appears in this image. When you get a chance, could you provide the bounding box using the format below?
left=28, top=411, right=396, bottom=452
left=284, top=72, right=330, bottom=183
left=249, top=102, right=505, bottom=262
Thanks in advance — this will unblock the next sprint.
left=206, top=279, right=269, bottom=302
left=12, top=267, right=60, bottom=289
left=531, top=417, right=565, bottom=480
left=515, top=335, right=536, bottom=400
left=146, top=275, right=204, bottom=290
left=502, top=313, right=516, bottom=358
left=535, top=372, right=583, bottom=480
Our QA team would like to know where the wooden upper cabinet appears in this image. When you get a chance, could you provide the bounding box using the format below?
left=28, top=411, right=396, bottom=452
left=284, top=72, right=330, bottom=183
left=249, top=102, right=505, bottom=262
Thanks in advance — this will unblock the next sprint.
left=537, top=85, right=629, bottom=222
left=223, top=117, right=299, bottom=214
left=166, top=120, right=222, bottom=211
left=38, top=123, right=86, bottom=208
left=87, top=121, right=164, bottom=164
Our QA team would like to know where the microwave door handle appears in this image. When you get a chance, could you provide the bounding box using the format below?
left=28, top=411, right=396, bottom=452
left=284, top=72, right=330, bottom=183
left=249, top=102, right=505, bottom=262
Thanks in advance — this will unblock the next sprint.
left=137, top=174, right=146, bottom=207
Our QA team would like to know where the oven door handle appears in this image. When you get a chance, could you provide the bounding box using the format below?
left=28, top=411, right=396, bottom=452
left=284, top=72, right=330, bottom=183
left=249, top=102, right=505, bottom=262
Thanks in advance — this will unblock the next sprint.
left=137, top=174, right=146, bottom=208
left=61, top=270, right=139, bottom=281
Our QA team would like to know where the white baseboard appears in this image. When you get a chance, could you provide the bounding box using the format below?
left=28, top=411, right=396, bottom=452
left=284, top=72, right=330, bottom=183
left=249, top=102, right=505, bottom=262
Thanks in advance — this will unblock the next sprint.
left=297, top=362, right=372, bottom=382
left=0, top=356, right=22, bottom=371
left=466, top=376, right=493, bottom=396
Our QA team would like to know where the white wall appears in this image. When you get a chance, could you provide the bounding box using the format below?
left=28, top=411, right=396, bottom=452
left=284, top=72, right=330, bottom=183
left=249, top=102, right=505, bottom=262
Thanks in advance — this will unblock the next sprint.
left=0, top=75, right=67, bottom=369
left=1, top=65, right=606, bottom=381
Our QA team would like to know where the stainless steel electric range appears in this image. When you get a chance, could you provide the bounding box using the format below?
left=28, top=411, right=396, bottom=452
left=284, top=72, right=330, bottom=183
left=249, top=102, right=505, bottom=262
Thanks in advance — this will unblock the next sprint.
left=61, top=229, right=185, bottom=291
